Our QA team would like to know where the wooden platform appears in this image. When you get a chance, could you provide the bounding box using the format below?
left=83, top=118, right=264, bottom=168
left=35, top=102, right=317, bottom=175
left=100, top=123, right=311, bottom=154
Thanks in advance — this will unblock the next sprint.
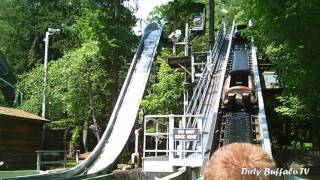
left=168, top=56, right=191, bottom=68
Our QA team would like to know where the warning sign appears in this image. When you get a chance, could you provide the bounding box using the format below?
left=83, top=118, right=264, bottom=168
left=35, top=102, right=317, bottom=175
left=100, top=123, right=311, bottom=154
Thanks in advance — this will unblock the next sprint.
left=173, top=129, right=199, bottom=140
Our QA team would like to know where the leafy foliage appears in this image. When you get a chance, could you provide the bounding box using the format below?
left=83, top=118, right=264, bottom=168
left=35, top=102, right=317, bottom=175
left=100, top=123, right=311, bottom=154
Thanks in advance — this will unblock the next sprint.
left=2, top=1, right=137, bottom=148
left=140, top=48, right=184, bottom=114
left=19, top=42, right=99, bottom=120
left=0, top=0, right=82, bottom=74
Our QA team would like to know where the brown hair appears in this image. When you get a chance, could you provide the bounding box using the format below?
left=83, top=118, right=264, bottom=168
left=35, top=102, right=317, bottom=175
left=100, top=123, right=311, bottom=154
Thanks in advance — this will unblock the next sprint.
left=204, top=143, right=275, bottom=180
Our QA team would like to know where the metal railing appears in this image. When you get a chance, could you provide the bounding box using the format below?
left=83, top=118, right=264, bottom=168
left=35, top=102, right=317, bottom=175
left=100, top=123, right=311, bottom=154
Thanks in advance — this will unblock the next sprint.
left=186, top=24, right=226, bottom=120
left=143, top=115, right=204, bottom=165
left=251, top=46, right=272, bottom=157
left=196, top=21, right=236, bottom=172
left=36, top=150, right=80, bottom=170
left=181, top=23, right=231, bottom=155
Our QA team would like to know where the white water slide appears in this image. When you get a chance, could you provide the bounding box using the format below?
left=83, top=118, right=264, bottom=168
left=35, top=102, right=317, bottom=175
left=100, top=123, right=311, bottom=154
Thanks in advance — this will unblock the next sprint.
left=16, top=23, right=162, bottom=180
left=86, top=25, right=162, bottom=174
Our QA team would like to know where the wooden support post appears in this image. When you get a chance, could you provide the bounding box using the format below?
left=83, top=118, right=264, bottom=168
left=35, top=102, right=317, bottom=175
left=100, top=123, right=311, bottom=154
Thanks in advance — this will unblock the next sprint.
left=36, top=151, right=41, bottom=170
left=178, top=63, right=192, bottom=76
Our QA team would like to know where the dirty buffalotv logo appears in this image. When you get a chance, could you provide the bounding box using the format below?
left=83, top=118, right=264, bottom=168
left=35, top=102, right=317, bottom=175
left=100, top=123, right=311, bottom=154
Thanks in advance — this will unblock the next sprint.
left=241, top=168, right=310, bottom=176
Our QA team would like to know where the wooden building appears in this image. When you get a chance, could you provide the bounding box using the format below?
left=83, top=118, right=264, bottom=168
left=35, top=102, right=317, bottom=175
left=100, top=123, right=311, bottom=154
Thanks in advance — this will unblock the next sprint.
left=0, top=107, right=48, bottom=170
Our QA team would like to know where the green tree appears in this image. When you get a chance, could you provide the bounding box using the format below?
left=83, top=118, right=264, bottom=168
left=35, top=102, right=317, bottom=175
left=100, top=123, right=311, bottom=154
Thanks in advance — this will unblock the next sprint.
left=11, top=0, right=138, bottom=150
left=18, top=41, right=108, bottom=149
left=0, top=0, right=82, bottom=74
left=140, top=48, right=184, bottom=114
left=75, top=0, right=137, bottom=108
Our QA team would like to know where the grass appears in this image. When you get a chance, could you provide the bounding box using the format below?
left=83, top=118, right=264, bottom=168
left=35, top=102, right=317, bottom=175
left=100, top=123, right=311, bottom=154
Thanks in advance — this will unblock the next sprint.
left=43, top=159, right=78, bottom=170
left=117, top=164, right=127, bottom=170
left=0, top=170, right=40, bottom=178
left=67, top=160, right=78, bottom=168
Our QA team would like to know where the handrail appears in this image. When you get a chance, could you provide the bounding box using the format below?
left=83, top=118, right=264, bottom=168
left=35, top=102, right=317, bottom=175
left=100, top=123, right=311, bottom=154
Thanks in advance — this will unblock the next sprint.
left=196, top=21, right=236, bottom=173
left=195, top=32, right=224, bottom=116
left=145, top=114, right=202, bottom=118
left=186, top=25, right=225, bottom=115
left=251, top=46, right=272, bottom=157
left=0, top=77, right=15, bottom=89
left=180, top=23, right=228, bottom=153
left=205, top=20, right=235, bottom=144
left=185, top=24, right=226, bottom=129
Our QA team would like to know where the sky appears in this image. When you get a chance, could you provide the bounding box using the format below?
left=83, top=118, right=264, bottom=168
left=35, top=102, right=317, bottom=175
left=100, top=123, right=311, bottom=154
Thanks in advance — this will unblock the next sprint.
left=135, top=0, right=172, bottom=20
left=125, top=0, right=173, bottom=34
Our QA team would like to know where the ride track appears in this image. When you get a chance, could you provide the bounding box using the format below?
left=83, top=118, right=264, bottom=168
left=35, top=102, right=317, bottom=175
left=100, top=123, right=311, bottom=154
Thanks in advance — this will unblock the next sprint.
left=202, top=21, right=272, bottom=158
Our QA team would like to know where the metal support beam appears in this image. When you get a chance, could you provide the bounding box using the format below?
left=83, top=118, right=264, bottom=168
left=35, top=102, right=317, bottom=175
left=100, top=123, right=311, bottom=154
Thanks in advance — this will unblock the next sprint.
left=191, top=54, right=195, bottom=83
left=185, top=23, right=189, bottom=56
left=251, top=47, right=272, bottom=157
left=183, top=22, right=190, bottom=114
left=169, top=115, right=174, bottom=161
left=42, top=32, right=49, bottom=118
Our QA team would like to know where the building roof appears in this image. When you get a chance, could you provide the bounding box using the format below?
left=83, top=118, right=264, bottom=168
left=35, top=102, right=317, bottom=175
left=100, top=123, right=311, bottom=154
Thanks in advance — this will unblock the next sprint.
left=0, top=107, right=48, bottom=122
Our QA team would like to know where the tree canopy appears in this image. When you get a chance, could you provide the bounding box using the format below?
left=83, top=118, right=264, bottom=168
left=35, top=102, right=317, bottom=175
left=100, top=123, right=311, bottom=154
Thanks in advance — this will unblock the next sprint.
left=0, top=0, right=138, bottom=150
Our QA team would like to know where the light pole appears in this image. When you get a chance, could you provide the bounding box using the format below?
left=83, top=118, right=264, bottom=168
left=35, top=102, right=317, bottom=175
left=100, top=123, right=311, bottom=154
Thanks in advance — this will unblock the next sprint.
left=41, top=28, right=60, bottom=118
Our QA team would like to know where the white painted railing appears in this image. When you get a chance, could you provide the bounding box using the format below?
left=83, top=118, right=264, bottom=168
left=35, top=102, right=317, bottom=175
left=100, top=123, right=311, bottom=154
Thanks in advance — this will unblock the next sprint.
left=144, top=115, right=204, bottom=167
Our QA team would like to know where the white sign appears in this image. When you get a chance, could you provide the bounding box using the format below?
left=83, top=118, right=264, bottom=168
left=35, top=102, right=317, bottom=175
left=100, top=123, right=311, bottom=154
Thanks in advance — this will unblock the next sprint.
left=173, top=128, right=198, bottom=140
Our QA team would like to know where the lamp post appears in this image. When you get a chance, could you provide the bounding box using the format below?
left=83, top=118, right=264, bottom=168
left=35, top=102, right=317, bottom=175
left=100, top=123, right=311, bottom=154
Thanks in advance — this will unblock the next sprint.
left=41, top=28, right=60, bottom=118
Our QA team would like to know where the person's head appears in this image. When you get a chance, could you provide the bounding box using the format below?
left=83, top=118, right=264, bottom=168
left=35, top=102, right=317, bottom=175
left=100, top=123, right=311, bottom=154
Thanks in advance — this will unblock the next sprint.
left=204, top=143, right=275, bottom=180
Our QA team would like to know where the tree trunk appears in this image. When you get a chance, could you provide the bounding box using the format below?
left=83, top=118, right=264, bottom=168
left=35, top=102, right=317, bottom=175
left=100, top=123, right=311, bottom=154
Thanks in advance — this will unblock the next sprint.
left=88, top=76, right=100, bottom=142
left=85, top=59, right=101, bottom=142
left=311, top=119, right=320, bottom=148
left=111, top=0, right=120, bottom=108
left=111, top=64, right=119, bottom=108
left=173, top=0, right=177, bottom=31
left=83, top=120, right=89, bottom=152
